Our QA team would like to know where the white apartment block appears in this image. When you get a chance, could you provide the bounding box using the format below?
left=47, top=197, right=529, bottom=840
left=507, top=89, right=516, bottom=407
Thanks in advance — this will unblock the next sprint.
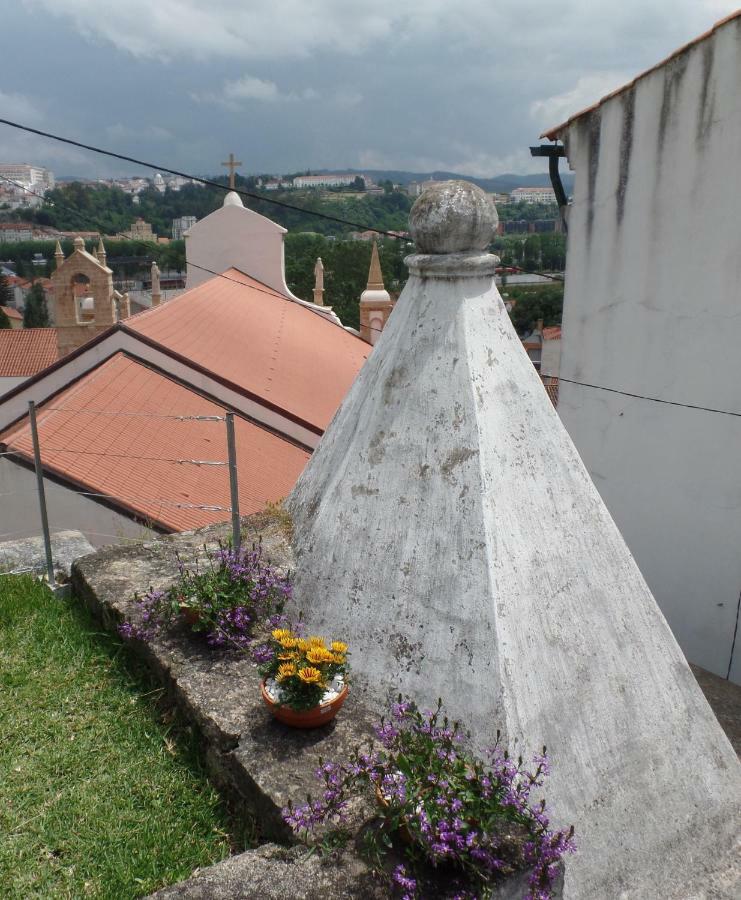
left=0, top=164, right=55, bottom=192
left=293, top=173, right=364, bottom=189
left=510, top=186, right=556, bottom=204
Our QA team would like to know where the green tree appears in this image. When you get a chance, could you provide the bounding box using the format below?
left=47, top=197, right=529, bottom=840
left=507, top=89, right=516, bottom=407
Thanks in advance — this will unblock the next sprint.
left=508, top=284, right=564, bottom=336
left=0, top=306, right=10, bottom=329
left=23, top=282, right=50, bottom=328
left=0, top=272, right=14, bottom=307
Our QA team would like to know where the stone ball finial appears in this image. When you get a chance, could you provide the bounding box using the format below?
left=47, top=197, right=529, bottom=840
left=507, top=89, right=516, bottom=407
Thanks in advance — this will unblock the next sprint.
left=409, top=180, right=498, bottom=254
left=73, top=235, right=85, bottom=250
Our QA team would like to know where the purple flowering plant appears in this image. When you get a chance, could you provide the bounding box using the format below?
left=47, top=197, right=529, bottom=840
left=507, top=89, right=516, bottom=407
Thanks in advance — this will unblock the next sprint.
left=118, top=540, right=292, bottom=650
left=283, top=698, right=575, bottom=900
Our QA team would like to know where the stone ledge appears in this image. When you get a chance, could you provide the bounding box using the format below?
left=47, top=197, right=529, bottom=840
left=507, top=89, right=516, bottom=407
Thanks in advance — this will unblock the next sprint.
left=71, top=512, right=563, bottom=899
left=71, top=513, right=379, bottom=842
left=147, top=844, right=385, bottom=900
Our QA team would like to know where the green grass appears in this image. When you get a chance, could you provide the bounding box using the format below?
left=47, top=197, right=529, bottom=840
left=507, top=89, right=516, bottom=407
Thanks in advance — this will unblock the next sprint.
left=0, top=575, right=239, bottom=899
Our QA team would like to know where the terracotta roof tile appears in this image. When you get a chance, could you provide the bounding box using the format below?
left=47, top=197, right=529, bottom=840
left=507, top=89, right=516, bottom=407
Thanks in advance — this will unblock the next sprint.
left=126, top=268, right=369, bottom=430
left=0, top=353, right=310, bottom=532
left=542, top=326, right=562, bottom=341
left=0, top=328, right=58, bottom=376
left=1, top=306, right=22, bottom=320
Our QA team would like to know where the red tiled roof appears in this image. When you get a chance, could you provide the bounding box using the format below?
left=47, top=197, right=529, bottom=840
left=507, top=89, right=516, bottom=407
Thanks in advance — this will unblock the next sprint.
left=0, top=328, right=58, bottom=376
left=542, top=326, right=562, bottom=341
left=1, top=306, right=22, bottom=320
left=541, top=11, right=741, bottom=140
left=126, top=268, right=369, bottom=431
left=541, top=376, right=559, bottom=407
left=0, top=353, right=310, bottom=532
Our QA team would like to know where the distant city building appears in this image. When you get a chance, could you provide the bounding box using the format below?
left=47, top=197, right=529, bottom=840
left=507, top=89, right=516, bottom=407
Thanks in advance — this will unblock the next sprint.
left=0, top=163, right=55, bottom=193
left=153, top=173, right=166, bottom=193
left=172, top=216, right=197, bottom=240
left=405, top=179, right=442, bottom=197
left=490, top=192, right=510, bottom=206
left=0, top=222, right=34, bottom=242
left=293, top=173, right=365, bottom=189
left=509, top=186, right=557, bottom=205
left=123, top=218, right=157, bottom=242
left=261, top=179, right=291, bottom=191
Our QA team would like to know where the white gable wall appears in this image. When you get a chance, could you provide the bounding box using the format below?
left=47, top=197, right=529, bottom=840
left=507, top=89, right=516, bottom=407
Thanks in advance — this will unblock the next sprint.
left=0, top=458, right=159, bottom=549
left=185, top=197, right=295, bottom=296
left=558, top=18, right=741, bottom=681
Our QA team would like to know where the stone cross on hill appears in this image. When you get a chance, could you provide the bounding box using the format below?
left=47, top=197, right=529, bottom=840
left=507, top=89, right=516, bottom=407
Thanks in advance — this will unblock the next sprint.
left=287, top=181, right=741, bottom=899
left=221, top=153, right=242, bottom=190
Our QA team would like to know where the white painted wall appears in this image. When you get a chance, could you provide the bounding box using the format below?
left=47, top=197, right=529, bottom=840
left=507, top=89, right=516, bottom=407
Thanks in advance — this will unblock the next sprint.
left=558, top=18, right=741, bottom=681
left=185, top=192, right=295, bottom=295
left=0, top=376, right=26, bottom=397
left=0, top=458, right=158, bottom=549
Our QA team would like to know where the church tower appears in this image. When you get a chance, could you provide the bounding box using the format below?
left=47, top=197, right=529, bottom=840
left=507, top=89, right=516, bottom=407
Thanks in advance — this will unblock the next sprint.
left=52, top=236, right=120, bottom=358
left=359, top=240, right=392, bottom=345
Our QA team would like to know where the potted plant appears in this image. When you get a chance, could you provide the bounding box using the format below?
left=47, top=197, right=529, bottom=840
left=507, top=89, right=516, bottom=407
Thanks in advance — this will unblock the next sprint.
left=252, top=627, right=350, bottom=728
left=118, top=541, right=292, bottom=650
left=283, top=698, right=575, bottom=899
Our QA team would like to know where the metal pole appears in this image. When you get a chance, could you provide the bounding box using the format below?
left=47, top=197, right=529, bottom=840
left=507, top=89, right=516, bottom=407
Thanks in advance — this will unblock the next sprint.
left=225, top=412, right=241, bottom=552
left=28, top=400, right=55, bottom=587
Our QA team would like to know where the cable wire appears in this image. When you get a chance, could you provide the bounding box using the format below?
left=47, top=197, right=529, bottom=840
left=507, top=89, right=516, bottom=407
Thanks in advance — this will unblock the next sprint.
left=0, top=117, right=408, bottom=239
left=540, top=373, right=741, bottom=418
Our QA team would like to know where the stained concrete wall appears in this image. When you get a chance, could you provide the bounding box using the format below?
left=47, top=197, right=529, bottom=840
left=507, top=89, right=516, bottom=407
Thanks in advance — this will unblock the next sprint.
left=0, top=458, right=158, bottom=549
left=558, top=17, right=741, bottom=682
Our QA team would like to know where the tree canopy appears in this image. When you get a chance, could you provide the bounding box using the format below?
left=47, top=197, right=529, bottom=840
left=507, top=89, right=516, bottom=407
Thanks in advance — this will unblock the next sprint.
left=23, top=282, right=50, bottom=328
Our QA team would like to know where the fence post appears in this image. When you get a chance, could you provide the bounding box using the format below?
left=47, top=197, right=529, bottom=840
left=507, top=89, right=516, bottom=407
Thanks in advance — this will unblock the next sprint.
left=28, top=400, right=55, bottom=588
left=225, top=412, right=241, bottom=552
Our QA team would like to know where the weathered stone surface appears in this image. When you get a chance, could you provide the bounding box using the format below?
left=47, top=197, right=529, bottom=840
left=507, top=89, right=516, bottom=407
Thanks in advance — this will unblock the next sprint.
left=286, top=182, right=741, bottom=898
left=409, top=180, right=498, bottom=253
left=0, top=529, right=94, bottom=578
left=147, top=843, right=563, bottom=900
left=147, top=844, right=386, bottom=900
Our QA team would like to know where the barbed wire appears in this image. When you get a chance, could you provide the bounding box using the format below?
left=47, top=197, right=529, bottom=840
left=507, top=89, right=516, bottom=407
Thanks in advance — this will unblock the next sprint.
left=6, top=445, right=228, bottom=465
left=41, top=407, right=226, bottom=421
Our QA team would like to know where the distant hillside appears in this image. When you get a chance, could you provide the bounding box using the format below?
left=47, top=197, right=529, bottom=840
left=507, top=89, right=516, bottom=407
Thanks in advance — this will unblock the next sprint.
left=311, top=168, right=575, bottom=195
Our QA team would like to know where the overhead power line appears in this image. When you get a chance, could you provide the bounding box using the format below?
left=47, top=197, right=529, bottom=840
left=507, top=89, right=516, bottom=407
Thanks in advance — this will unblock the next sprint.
left=540, top=373, right=741, bottom=418
left=0, top=117, right=408, bottom=238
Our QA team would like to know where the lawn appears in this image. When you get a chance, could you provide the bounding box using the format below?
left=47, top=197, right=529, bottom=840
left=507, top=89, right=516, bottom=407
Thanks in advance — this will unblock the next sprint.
left=0, top=575, right=239, bottom=899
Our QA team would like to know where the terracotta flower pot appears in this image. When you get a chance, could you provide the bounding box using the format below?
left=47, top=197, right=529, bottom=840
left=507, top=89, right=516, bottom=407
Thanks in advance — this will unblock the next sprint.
left=178, top=602, right=201, bottom=626
left=260, top=680, right=349, bottom=728
left=375, top=785, right=415, bottom=844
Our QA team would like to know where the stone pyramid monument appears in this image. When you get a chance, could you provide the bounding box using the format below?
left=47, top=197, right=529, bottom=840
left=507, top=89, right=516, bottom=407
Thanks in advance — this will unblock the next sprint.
left=287, top=182, right=741, bottom=898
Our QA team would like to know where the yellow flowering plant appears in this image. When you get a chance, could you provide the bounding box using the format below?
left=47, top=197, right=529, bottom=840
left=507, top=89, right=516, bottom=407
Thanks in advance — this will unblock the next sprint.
left=253, top=627, right=350, bottom=711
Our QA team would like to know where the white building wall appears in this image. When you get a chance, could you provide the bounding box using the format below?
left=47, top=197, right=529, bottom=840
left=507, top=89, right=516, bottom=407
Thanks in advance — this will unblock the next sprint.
left=0, top=376, right=26, bottom=396
left=558, top=19, right=741, bottom=681
left=0, top=459, right=159, bottom=549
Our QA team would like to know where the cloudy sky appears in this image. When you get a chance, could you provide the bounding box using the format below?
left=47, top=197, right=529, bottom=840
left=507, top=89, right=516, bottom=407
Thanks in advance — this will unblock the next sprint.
left=2, top=1, right=737, bottom=179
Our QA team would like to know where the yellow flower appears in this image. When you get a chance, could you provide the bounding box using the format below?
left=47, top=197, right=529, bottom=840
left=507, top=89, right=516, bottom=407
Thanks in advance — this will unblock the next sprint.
left=331, top=653, right=346, bottom=665
left=307, top=636, right=326, bottom=648
left=272, top=628, right=293, bottom=641
left=277, top=651, right=298, bottom=661
left=277, top=663, right=296, bottom=681
left=296, top=638, right=309, bottom=652
left=306, top=647, right=334, bottom=665
left=297, top=666, right=323, bottom=684
left=330, top=641, right=348, bottom=654
left=279, top=637, right=299, bottom=649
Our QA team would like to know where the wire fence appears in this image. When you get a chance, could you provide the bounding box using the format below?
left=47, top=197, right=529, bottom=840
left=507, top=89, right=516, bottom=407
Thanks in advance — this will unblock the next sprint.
left=0, top=403, right=246, bottom=586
